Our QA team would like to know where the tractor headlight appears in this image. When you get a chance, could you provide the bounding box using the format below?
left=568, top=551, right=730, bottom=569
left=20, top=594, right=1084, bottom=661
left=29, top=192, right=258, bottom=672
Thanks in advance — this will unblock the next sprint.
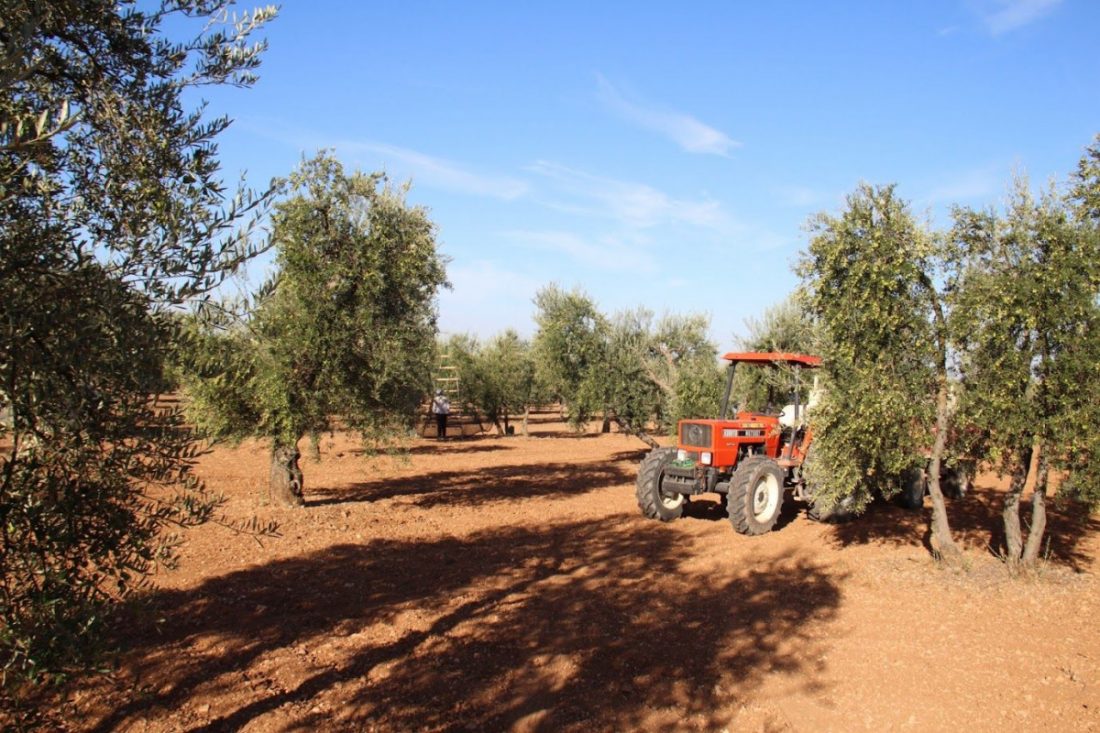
left=701, top=452, right=712, bottom=465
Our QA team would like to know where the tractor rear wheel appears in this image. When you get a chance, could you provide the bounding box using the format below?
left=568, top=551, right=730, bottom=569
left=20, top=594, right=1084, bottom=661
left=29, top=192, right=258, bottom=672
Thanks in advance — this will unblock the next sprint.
left=728, top=456, right=785, bottom=535
left=636, top=447, right=683, bottom=521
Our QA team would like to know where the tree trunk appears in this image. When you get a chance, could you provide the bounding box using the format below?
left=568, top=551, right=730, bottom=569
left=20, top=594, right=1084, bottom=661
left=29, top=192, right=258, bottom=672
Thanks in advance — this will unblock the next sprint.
left=1022, top=449, right=1049, bottom=565
left=610, top=415, right=660, bottom=449
left=521, top=406, right=530, bottom=437
left=927, top=378, right=960, bottom=560
left=1003, top=439, right=1040, bottom=565
left=1002, top=470, right=1025, bottom=565
left=270, top=441, right=305, bottom=507
left=601, top=415, right=612, bottom=433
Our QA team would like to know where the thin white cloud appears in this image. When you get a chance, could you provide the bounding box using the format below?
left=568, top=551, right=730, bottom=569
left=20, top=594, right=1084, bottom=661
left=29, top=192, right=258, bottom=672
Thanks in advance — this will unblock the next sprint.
left=595, top=74, right=740, bottom=157
left=503, top=229, right=658, bottom=274
left=923, top=166, right=1002, bottom=205
left=527, top=160, right=730, bottom=231
left=775, top=185, right=832, bottom=209
left=437, top=260, right=541, bottom=338
left=975, top=0, right=1062, bottom=35
left=339, top=140, right=529, bottom=200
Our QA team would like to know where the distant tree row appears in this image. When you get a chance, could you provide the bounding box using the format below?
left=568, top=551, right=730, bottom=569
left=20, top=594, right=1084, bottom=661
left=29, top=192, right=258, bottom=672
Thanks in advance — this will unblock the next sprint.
left=442, top=331, right=546, bottom=436
left=529, top=285, right=724, bottom=447
left=438, top=288, right=726, bottom=446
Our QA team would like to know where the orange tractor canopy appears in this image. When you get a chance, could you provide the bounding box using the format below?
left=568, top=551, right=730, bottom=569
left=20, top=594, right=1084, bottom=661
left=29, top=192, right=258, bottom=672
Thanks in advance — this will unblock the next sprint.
left=635, top=351, right=826, bottom=535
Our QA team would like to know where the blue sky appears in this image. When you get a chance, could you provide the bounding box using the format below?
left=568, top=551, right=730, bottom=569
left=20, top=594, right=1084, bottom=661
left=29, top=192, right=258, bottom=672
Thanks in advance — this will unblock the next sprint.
left=201, top=0, right=1100, bottom=345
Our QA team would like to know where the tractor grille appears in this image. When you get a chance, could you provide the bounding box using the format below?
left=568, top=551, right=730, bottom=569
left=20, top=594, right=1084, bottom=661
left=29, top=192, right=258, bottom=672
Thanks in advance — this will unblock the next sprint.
left=680, top=423, right=712, bottom=448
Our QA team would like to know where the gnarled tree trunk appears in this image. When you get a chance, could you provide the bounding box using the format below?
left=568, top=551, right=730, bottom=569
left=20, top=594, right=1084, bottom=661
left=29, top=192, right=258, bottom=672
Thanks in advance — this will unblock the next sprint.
left=1003, top=469, right=1026, bottom=564
left=920, top=276, right=960, bottom=561
left=270, top=441, right=305, bottom=507
left=1004, top=439, right=1041, bottom=565
left=927, top=376, right=960, bottom=560
left=1022, top=448, right=1049, bottom=565
left=609, top=414, right=660, bottom=450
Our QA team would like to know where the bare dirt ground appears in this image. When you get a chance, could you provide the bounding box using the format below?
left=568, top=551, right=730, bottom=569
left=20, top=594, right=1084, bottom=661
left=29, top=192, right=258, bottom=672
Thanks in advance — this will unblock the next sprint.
left=49, top=414, right=1100, bottom=731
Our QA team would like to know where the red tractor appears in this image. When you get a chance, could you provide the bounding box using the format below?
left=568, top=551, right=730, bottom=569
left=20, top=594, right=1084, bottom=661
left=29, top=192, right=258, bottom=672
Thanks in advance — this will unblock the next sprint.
left=636, top=351, right=828, bottom=535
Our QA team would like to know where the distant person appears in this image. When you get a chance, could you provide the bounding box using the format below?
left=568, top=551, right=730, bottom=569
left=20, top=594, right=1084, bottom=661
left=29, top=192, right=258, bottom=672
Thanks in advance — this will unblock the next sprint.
left=431, top=389, right=451, bottom=440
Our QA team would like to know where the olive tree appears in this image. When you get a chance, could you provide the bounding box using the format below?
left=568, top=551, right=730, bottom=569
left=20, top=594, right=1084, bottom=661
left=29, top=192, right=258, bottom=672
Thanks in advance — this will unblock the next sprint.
left=446, top=330, right=546, bottom=436
left=951, top=152, right=1100, bottom=566
left=732, top=295, right=822, bottom=412
left=531, top=284, right=609, bottom=428
left=798, top=184, right=960, bottom=558
left=0, top=0, right=276, bottom=693
left=608, top=309, right=723, bottom=437
left=531, top=285, right=721, bottom=447
left=179, top=153, right=448, bottom=506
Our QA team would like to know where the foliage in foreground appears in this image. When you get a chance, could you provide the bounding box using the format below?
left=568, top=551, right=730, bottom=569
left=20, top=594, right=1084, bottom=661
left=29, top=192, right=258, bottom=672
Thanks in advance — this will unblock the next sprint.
left=949, top=149, right=1100, bottom=564
left=797, top=136, right=1100, bottom=563
left=0, top=0, right=276, bottom=694
left=798, top=185, right=946, bottom=524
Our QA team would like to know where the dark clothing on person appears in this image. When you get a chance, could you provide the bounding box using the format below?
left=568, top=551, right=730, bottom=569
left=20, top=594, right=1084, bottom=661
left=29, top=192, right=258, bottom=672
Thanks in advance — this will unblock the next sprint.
left=431, top=393, right=450, bottom=439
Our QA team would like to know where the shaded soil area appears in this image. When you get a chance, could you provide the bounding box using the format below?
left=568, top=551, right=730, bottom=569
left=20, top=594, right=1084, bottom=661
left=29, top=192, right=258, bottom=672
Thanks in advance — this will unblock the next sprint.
left=41, top=415, right=1100, bottom=731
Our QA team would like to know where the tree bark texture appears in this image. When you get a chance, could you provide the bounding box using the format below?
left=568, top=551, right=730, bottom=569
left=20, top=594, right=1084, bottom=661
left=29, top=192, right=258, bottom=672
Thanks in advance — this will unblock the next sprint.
left=1003, top=440, right=1042, bottom=566
left=270, top=441, right=305, bottom=507
left=1022, top=450, right=1050, bottom=565
left=611, top=415, right=660, bottom=449
left=919, top=277, right=959, bottom=561
left=1002, top=470, right=1025, bottom=564
left=927, top=377, right=960, bottom=560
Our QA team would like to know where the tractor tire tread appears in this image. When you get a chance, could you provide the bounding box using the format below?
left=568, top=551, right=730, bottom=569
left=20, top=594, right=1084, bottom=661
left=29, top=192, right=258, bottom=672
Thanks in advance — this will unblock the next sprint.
left=636, top=447, right=681, bottom=522
left=727, top=455, right=784, bottom=536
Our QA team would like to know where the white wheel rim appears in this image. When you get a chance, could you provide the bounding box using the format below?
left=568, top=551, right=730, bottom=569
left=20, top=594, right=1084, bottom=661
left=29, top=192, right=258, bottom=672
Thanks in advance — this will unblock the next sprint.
left=660, top=491, right=684, bottom=510
left=752, top=474, right=779, bottom=520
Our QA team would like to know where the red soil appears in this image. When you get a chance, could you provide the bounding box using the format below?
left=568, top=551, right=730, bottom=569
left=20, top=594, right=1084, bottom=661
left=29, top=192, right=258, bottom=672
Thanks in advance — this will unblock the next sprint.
left=49, top=414, right=1100, bottom=731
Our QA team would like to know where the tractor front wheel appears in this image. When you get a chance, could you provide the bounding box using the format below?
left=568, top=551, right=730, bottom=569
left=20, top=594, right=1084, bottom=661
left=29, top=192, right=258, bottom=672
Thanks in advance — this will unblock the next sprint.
left=636, top=447, right=684, bottom=522
left=728, top=456, right=785, bottom=535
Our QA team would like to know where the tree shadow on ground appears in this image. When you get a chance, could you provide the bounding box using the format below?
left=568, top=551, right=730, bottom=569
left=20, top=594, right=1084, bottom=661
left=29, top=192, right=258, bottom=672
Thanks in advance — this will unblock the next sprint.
left=680, top=493, right=802, bottom=532
left=307, top=461, right=635, bottom=509
left=88, top=516, right=845, bottom=732
left=826, top=485, right=1100, bottom=570
left=401, top=441, right=515, bottom=457
left=682, top=496, right=727, bottom=522
left=607, top=448, right=651, bottom=463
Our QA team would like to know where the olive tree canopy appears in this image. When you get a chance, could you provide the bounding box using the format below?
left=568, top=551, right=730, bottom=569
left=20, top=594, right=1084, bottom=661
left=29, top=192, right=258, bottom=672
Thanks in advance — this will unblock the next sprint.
left=0, top=0, right=276, bottom=693
left=179, top=153, right=449, bottom=506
